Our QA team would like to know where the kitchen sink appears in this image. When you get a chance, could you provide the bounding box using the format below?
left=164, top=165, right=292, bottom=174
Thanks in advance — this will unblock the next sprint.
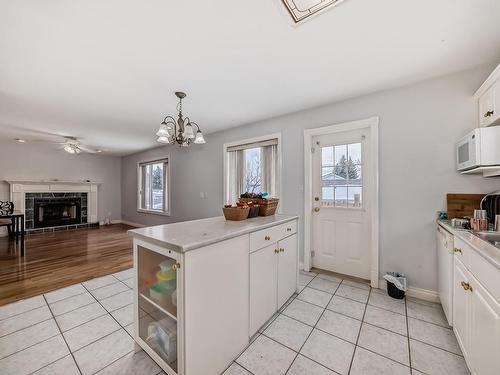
left=474, top=232, right=500, bottom=248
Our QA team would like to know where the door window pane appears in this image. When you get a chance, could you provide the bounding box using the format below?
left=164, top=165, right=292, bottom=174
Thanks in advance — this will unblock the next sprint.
left=320, top=142, right=363, bottom=208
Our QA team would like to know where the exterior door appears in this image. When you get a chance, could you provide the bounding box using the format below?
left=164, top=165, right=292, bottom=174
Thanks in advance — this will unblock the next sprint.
left=311, top=128, right=371, bottom=279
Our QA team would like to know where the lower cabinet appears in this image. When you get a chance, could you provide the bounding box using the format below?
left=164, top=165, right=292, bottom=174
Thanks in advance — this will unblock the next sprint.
left=249, top=233, right=297, bottom=336
left=453, top=256, right=500, bottom=375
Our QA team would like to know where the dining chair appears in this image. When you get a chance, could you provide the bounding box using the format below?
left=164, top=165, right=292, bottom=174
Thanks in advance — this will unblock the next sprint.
left=0, top=201, right=14, bottom=237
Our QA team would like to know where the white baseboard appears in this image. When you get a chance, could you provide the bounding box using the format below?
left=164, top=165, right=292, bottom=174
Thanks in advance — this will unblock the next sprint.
left=378, top=279, right=440, bottom=303
left=118, top=220, right=146, bottom=228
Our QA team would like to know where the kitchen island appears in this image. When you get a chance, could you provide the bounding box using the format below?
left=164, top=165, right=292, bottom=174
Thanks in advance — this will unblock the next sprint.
left=128, top=214, right=299, bottom=375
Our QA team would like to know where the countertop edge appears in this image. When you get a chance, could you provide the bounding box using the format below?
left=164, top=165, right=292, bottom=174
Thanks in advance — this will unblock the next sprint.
left=128, top=215, right=299, bottom=253
left=437, top=220, right=500, bottom=271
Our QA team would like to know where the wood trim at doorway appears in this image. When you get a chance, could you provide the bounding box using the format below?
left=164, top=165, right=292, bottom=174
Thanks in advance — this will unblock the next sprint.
left=303, top=117, right=380, bottom=288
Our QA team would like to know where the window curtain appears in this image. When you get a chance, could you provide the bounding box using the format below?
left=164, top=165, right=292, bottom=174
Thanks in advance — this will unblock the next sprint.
left=262, top=144, right=278, bottom=197
left=226, top=150, right=244, bottom=204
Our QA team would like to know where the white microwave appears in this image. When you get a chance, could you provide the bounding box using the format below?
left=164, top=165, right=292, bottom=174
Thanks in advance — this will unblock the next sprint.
left=456, top=127, right=500, bottom=171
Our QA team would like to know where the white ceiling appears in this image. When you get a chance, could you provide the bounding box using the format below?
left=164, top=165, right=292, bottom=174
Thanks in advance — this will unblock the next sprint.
left=1, top=0, right=500, bottom=155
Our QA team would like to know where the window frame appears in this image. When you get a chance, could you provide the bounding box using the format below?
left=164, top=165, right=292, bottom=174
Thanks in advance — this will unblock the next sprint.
left=137, top=156, right=171, bottom=216
left=223, top=133, right=282, bottom=211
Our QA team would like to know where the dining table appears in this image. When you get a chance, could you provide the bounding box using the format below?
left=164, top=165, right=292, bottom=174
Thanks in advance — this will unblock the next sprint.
left=0, top=210, right=25, bottom=256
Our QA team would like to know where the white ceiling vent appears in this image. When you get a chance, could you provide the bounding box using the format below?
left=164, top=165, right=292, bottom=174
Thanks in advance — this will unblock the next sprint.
left=282, top=0, right=346, bottom=23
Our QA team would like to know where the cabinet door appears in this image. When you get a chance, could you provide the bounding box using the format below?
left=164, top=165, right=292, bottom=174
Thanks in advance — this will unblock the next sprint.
left=491, top=78, right=500, bottom=125
left=453, top=258, right=470, bottom=360
left=277, top=234, right=298, bottom=308
left=479, top=87, right=494, bottom=127
left=470, top=275, right=500, bottom=375
left=250, top=244, right=278, bottom=336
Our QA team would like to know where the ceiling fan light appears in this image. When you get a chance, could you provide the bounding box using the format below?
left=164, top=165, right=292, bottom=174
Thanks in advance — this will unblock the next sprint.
left=156, top=124, right=169, bottom=137
left=194, top=130, right=206, bottom=144
left=157, top=136, right=170, bottom=144
left=64, top=144, right=76, bottom=154
left=183, top=123, right=195, bottom=139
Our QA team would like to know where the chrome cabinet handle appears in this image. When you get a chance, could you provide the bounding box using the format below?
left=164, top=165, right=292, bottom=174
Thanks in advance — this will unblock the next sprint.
left=454, top=248, right=462, bottom=254
left=461, top=281, right=473, bottom=292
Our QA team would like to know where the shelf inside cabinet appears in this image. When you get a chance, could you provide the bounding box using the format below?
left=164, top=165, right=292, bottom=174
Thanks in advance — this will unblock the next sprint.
left=138, top=292, right=178, bottom=373
left=139, top=293, right=177, bottom=322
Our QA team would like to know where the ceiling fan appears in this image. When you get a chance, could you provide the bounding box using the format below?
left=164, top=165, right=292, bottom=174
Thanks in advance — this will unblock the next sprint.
left=15, top=136, right=103, bottom=155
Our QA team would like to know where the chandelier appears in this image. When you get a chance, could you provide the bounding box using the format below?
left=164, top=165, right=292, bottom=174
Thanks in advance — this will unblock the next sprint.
left=156, top=91, right=206, bottom=147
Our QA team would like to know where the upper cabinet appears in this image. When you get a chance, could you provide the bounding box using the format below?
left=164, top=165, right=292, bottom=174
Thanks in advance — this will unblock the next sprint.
left=475, top=64, right=500, bottom=127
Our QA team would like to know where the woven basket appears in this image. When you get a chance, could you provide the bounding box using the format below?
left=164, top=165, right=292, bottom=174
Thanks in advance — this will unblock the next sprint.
left=239, top=197, right=260, bottom=205
left=223, top=207, right=250, bottom=221
left=257, top=198, right=279, bottom=216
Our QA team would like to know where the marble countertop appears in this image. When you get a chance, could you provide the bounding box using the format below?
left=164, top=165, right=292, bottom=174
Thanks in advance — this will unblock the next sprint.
left=438, top=220, right=500, bottom=271
left=128, top=214, right=298, bottom=253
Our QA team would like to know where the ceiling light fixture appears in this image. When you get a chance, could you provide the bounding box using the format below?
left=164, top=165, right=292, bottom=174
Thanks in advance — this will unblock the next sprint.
left=156, top=91, right=206, bottom=147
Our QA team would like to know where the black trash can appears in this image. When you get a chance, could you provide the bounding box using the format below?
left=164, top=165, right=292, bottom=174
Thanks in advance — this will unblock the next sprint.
left=386, top=280, right=405, bottom=299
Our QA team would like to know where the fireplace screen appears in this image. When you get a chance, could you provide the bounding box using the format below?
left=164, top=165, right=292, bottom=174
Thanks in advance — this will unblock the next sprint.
left=34, top=200, right=82, bottom=228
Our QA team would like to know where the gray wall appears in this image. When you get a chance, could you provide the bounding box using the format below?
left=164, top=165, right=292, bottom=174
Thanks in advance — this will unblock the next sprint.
left=0, top=141, right=122, bottom=223
left=122, top=64, right=500, bottom=292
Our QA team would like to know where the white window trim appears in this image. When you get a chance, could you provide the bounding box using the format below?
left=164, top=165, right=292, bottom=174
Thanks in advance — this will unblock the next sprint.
left=137, top=155, right=171, bottom=216
left=303, top=117, right=379, bottom=288
left=223, top=132, right=283, bottom=212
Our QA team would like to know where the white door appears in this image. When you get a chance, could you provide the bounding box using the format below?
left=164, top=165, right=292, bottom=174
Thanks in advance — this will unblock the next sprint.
left=277, top=234, right=297, bottom=308
left=249, top=244, right=278, bottom=336
left=311, top=128, right=372, bottom=279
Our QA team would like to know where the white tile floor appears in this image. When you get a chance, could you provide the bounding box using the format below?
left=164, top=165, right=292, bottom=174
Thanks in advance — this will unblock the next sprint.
left=224, top=270, right=470, bottom=375
left=0, top=270, right=165, bottom=375
left=0, top=269, right=470, bottom=375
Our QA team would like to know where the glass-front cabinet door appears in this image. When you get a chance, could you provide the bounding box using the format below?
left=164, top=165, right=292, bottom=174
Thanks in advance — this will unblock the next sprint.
left=135, top=244, right=181, bottom=374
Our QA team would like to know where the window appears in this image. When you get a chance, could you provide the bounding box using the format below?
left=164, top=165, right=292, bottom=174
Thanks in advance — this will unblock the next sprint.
left=224, top=135, right=281, bottom=204
left=138, top=158, right=170, bottom=215
left=321, top=142, right=362, bottom=208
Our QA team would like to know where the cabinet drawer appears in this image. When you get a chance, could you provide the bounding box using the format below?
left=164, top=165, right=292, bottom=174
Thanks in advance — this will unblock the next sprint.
left=453, top=237, right=471, bottom=269
left=249, top=220, right=297, bottom=253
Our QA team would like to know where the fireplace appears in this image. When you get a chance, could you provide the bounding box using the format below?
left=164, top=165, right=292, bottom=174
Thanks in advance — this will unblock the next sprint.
left=34, top=199, right=82, bottom=228
left=25, top=193, right=88, bottom=230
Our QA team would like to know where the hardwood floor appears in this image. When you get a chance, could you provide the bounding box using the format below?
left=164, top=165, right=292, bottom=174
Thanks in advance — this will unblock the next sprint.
left=0, top=224, right=133, bottom=306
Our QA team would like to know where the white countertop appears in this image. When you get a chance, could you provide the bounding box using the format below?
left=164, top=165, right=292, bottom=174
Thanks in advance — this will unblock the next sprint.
left=128, top=214, right=298, bottom=252
left=438, top=220, right=500, bottom=271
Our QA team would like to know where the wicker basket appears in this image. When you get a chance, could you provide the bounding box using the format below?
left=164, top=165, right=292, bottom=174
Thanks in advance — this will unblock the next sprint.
left=247, top=205, right=260, bottom=218
left=258, top=198, right=279, bottom=216
left=223, top=207, right=250, bottom=221
left=239, top=197, right=260, bottom=205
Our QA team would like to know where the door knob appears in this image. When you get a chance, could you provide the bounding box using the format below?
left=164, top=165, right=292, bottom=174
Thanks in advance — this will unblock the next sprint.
left=172, top=262, right=181, bottom=270
left=314, top=207, right=320, bottom=212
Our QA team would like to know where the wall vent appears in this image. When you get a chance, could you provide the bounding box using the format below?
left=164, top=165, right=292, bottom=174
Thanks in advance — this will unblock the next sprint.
left=282, top=0, right=346, bottom=23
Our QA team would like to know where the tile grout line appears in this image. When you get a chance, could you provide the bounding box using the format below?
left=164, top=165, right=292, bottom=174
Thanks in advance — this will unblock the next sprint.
left=0, top=327, right=60, bottom=362
left=346, top=283, right=372, bottom=375
left=41, top=294, right=83, bottom=375
left=0, top=314, right=54, bottom=339
left=405, top=295, right=414, bottom=375
left=283, top=276, right=340, bottom=375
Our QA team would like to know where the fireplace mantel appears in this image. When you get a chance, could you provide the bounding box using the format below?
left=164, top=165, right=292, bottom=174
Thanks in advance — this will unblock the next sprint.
left=6, top=180, right=100, bottom=224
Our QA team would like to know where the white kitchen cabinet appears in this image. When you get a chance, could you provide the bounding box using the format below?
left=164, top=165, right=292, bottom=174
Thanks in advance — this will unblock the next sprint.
left=277, top=234, right=298, bottom=308
left=453, top=257, right=470, bottom=361
left=249, top=244, right=278, bottom=336
left=129, top=215, right=298, bottom=375
left=452, top=239, right=500, bottom=375
left=469, top=274, right=500, bottom=375
left=437, top=225, right=454, bottom=325
left=249, top=232, right=298, bottom=336
left=475, top=64, right=500, bottom=127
